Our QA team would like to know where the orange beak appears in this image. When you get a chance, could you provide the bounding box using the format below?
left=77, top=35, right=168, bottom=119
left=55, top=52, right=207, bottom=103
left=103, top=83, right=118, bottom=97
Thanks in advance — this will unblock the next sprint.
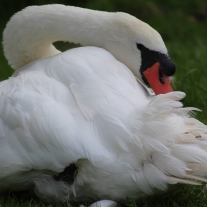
left=143, top=62, right=173, bottom=95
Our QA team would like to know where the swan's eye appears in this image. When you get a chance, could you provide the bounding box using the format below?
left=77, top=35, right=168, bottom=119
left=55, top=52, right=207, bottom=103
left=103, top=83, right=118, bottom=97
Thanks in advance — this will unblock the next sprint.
left=136, top=43, right=144, bottom=51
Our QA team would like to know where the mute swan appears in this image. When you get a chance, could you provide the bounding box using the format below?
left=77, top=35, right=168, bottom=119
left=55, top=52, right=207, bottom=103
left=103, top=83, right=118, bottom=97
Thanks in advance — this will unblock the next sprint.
left=1, top=4, right=207, bottom=206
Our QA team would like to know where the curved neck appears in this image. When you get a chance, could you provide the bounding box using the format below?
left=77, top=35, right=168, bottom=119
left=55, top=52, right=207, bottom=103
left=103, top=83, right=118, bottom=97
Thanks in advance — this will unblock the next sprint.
left=3, top=5, right=114, bottom=69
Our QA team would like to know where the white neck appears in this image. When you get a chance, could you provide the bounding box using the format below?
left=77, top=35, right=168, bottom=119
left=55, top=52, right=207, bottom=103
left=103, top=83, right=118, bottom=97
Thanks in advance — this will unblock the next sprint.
left=3, top=5, right=114, bottom=69
left=3, top=4, right=168, bottom=80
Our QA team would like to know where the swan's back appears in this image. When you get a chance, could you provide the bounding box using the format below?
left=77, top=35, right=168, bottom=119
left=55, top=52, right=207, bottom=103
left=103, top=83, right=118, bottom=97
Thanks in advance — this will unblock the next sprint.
left=0, top=47, right=149, bottom=191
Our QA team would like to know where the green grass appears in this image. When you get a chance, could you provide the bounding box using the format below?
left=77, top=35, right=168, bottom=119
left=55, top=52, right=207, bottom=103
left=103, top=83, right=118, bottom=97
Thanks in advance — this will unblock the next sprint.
left=1, top=185, right=207, bottom=207
left=0, top=1, right=207, bottom=206
left=0, top=21, right=13, bottom=81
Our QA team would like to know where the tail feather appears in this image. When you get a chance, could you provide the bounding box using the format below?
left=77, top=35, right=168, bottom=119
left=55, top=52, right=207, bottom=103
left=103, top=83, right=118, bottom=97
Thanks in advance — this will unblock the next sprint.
left=167, top=176, right=201, bottom=185
left=187, top=163, right=207, bottom=177
left=184, top=174, right=207, bottom=183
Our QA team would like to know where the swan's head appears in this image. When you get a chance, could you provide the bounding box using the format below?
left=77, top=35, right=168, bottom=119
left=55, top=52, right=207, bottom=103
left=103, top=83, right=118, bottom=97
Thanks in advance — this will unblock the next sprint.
left=106, top=12, right=176, bottom=94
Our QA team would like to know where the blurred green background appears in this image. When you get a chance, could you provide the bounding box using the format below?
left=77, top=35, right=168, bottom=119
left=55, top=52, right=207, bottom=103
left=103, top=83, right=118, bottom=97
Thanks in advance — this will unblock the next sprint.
left=0, top=1, right=207, bottom=206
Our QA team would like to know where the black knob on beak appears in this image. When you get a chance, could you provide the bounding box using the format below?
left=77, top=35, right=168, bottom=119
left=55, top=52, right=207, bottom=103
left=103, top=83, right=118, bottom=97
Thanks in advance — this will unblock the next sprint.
left=159, top=54, right=176, bottom=76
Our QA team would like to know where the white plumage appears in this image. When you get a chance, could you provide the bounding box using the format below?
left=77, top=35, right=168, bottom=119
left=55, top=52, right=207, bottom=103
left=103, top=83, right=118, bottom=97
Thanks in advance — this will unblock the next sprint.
left=1, top=4, right=207, bottom=205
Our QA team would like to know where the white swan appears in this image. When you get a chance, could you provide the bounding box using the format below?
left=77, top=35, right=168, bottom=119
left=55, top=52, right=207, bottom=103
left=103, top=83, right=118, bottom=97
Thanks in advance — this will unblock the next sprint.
left=1, top=4, right=207, bottom=205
